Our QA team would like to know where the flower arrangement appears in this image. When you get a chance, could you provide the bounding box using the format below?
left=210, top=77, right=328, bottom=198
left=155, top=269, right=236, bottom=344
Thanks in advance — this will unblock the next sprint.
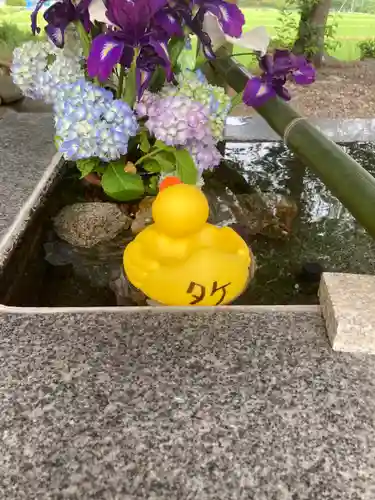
left=11, top=0, right=316, bottom=202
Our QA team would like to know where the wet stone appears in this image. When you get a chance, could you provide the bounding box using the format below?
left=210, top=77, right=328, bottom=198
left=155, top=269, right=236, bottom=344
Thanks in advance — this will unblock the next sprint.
left=131, top=196, right=155, bottom=234
left=54, top=202, right=132, bottom=248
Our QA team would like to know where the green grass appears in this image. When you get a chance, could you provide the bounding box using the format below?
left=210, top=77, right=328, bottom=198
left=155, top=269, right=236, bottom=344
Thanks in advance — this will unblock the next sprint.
left=1, top=5, right=375, bottom=63
left=237, top=8, right=375, bottom=63
left=0, top=6, right=44, bottom=59
left=0, top=5, right=35, bottom=29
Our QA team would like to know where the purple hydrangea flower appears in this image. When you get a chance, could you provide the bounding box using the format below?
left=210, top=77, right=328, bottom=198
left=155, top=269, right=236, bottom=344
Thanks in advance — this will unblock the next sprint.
left=135, top=90, right=159, bottom=117
left=243, top=49, right=315, bottom=108
left=188, top=138, right=222, bottom=172
left=161, top=69, right=231, bottom=140
left=142, top=94, right=211, bottom=146
left=138, top=92, right=222, bottom=171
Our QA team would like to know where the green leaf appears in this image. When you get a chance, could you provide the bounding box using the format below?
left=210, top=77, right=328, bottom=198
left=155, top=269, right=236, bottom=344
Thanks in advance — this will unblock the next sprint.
left=76, top=158, right=101, bottom=178
left=101, top=161, right=145, bottom=201
left=143, top=150, right=176, bottom=173
left=168, top=37, right=186, bottom=70
left=136, top=141, right=176, bottom=167
left=123, top=58, right=137, bottom=108
left=174, top=149, right=198, bottom=185
left=95, top=164, right=106, bottom=174
left=154, top=140, right=173, bottom=151
left=47, top=53, right=56, bottom=66
left=177, top=46, right=196, bottom=72
left=54, top=135, right=61, bottom=149
left=143, top=159, right=161, bottom=173
left=149, top=66, right=167, bottom=93
left=156, top=151, right=176, bottom=173
left=140, top=132, right=151, bottom=153
left=74, top=20, right=91, bottom=58
left=147, top=176, right=159, bottom=195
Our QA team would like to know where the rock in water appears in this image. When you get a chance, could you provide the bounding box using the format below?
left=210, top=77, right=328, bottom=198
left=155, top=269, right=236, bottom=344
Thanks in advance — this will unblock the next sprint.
left=205, top=187, right=298, bottom=239
left=131, top=196, right=155, bottom=234
left=54, top=202, right=131, bottom=248
left=109, top=269, right=149, bottom=306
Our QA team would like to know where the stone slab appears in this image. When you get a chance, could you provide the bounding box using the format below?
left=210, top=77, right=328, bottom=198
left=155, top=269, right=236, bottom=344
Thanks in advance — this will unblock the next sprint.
left=0, top=112, right=55, bottom=237
left=0, top=112, right=60, bottom=267
left=319, top=272, right=375, bottom=353
left=0, top=97, right=53, bottom=114
left=0, top=75, right=23, bottom=104
left=224, top=116, right=375, bottom=143
left=1, top=308, right=375, bottom=499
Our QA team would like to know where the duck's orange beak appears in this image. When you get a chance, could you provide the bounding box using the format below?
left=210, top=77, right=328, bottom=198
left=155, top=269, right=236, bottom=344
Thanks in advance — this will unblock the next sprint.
left=159, top=176, right=182, bottom=192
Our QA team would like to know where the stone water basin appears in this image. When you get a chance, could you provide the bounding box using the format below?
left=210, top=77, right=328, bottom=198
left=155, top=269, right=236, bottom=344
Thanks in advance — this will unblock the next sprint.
left=1, top=141, right=375, bottom=307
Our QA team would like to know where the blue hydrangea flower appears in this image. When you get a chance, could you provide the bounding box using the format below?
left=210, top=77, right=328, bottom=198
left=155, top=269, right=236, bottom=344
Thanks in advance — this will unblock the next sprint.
left=11, top=40, right=84, bottom=104
left=54, top=79, right=138, bottom=162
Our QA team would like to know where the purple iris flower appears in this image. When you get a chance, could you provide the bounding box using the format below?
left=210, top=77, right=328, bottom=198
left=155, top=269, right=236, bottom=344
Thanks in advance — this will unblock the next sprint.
left=87, top=0, right=172, bottom=97
left=153, top=5, right=184, bottom=38
left=193, top=0, right=244, bottom=38
left=243, top=49, right=316, bottom=108
left=158, top=0, right=245, bottom=59
left=194, top=0, right=244, bottom=58
left=31, top=0, right=92, bottom=48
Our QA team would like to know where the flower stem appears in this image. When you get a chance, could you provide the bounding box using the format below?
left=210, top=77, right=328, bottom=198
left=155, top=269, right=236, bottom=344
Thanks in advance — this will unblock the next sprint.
left=229, top=52, right=256, bottom=59
left=135, top=147, right=163, bottom=165
left=75, top=21, right=90, bottom=58
left=123, top=49, right=139, bottom=108
left=117, top=65, right=125, bottom=99
left=74, top=21, right=100, bottom=85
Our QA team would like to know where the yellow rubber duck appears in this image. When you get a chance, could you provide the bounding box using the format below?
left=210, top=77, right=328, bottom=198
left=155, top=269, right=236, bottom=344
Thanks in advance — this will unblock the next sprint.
left=123, top=177, right=252, bottom=306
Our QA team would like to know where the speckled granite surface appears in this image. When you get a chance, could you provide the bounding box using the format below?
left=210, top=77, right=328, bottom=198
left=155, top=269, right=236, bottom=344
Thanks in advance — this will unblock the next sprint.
left=0, top=112, right=55, bottom=239
left=1, top=309, right=375, bottom=499
left=320, top=273, right=375, bottom=354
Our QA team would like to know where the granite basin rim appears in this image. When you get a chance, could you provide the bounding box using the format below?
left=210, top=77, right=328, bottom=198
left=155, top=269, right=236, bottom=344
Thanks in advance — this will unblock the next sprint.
left=0, top=303, right=321, bottom=315
left=0, top=152, right=64, bottom=270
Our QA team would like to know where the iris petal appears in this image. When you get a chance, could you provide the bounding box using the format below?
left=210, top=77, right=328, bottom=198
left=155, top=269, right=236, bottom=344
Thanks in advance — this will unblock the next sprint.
left=197, top=0, right=245, bottom=38
left=31, top=0, right=48, bottom=35
left=107, top=0, right=167, bottom=37
left=87, top=34, right=124, bottom=81
left=45, top=24, right=66, bottom=48
left=149, top=39, right=172, bottom=80
left=243, top=77, right=275, bottom=107
left=120, top=46, right=135, bottom=69
left=136, top=68, right=153, bottom=100
left=272, top=49, right=297, bottom=75
left=292, top=64, right=316, bottom=85
left=154, top=8, right=183, bottom=37
left=33, top=0, right=91, bottom=48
